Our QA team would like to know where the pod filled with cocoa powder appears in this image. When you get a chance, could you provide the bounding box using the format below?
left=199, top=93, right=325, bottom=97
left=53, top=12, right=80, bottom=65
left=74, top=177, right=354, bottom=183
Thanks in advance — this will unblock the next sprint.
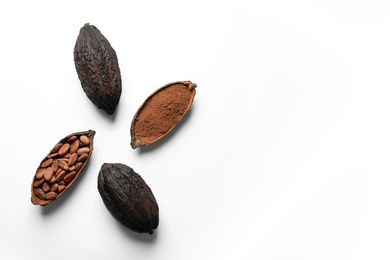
left=130, top=80, right=196, bottom=149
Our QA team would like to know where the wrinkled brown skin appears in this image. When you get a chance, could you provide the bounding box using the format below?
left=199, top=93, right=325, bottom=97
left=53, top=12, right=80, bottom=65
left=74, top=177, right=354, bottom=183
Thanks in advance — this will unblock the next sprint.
left=74, top=23, right=122, bottom=115
left=97, top=163, right=159, bottom=234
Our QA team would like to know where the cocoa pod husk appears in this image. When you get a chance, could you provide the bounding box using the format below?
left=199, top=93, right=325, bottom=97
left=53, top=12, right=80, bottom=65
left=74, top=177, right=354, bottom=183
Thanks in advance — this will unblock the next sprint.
left=97, top=163, right=159, bottom=234
left=130, top=80, right=196, bottom=149
left=31, top=130, right=95, bottom=206
left=74, top=23, right=122, bottom=115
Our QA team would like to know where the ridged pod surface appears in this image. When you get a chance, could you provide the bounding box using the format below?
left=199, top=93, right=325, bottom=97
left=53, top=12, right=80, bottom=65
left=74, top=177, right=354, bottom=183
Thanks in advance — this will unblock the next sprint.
left=130, top=80, right=196, bottom=149
left=74, top=23, right=122, bottom=115
left=97, top=163, right=159, bottom=234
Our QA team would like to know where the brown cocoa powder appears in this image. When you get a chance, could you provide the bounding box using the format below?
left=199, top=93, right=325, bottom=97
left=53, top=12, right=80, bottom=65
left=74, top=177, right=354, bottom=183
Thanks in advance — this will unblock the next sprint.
left=130, top=81, right=196, bottom=148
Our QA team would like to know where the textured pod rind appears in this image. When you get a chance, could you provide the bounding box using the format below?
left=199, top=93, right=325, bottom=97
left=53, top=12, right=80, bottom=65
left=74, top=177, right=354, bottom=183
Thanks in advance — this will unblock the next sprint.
left=74, top=23, right=122, bottom=115
left=97, top=163, right=159, bottom=234
left=130, top=80, right=196, bottom=149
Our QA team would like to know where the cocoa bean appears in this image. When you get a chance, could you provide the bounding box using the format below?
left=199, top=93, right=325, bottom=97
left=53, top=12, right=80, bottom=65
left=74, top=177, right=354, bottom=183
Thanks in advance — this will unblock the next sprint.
left=79, top=135, right=90, bottom=146
left=69, top=139, right=80, bottom=154
left=42, top=182, right=50, bottom=193
left=44, top=191, right=57, bottom=200
left=51, top=160, right=59, bottom=172
left=68, top=153, right=78, bottom=166
left=52, top=143, right=62, bottom=153
left=77, top=153, right=88, bottom=162
left=77, top=147, right=90, bottom=155
left=67, top=135, right=78, bottom=143
left=63, top=171, right=77, bottom=183
left=50, top=183, right=59, bottom=192
left=33, top=178, right=45, bottom=188
left=35, top=168, right=45, bottom=179
left=43, top=168, right=53, bottom=181
left=34, top=188, right=45, bottom=200
left=58, top=143, right=70, bottom=156
left=55, top=170, right=67, bottom=182
left=41, top=158, right=53, bottom=168
left=57, top=185, right=66, bottom=193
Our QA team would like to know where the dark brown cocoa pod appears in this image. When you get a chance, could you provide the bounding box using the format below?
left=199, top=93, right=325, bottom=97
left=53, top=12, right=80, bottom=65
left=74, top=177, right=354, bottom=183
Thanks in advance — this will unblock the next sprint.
left=97, top=163, right=159, bottom=234
left=74, top=23, right=122, bottom=115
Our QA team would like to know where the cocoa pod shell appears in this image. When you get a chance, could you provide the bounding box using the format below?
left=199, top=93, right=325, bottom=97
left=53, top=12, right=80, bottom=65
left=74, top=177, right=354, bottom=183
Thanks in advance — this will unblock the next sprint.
left=31, top=130, right=96, bottom=206
left=130, top=80, right=196, bottom=149
left=74, top=23, right=122, bottom=115
left=97, top=163, right=159, bottom=234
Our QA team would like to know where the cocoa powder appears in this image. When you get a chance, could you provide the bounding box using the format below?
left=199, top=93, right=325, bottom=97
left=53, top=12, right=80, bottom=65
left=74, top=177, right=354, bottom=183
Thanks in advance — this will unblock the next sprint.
left=130, top=81, right=196, bottom=148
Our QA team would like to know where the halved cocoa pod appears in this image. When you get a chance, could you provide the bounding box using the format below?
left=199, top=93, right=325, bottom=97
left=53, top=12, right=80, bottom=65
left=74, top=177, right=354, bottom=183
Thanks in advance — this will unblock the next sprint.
left=31, top=130, right=96, bottom=206
left=130, top=80, right=196, bottom=149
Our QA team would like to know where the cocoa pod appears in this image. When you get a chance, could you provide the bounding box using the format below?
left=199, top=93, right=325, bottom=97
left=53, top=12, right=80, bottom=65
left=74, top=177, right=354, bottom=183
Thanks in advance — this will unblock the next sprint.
left=74, top=23, right=122, bottom=115
left=31, top=130, right=95, bottom=206
left=130, top=80, right=196, bottom=148
left=97, top=163, right=159, bottom=234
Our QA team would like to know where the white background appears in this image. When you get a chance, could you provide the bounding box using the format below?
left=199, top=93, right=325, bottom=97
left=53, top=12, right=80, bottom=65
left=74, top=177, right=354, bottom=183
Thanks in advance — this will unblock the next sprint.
left=1, top=0, right=390, bottom=259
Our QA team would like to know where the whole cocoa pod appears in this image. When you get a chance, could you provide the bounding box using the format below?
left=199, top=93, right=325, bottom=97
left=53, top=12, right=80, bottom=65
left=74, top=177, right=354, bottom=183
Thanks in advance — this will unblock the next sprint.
left=97, top=163, right=159, bottom=234
left=74, top=23, right=122, bottom=115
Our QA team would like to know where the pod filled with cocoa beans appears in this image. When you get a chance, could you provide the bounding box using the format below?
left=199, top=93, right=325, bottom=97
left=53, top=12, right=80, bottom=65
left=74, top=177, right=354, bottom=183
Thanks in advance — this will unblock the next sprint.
left=31, top=130, right=95, bottom=206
